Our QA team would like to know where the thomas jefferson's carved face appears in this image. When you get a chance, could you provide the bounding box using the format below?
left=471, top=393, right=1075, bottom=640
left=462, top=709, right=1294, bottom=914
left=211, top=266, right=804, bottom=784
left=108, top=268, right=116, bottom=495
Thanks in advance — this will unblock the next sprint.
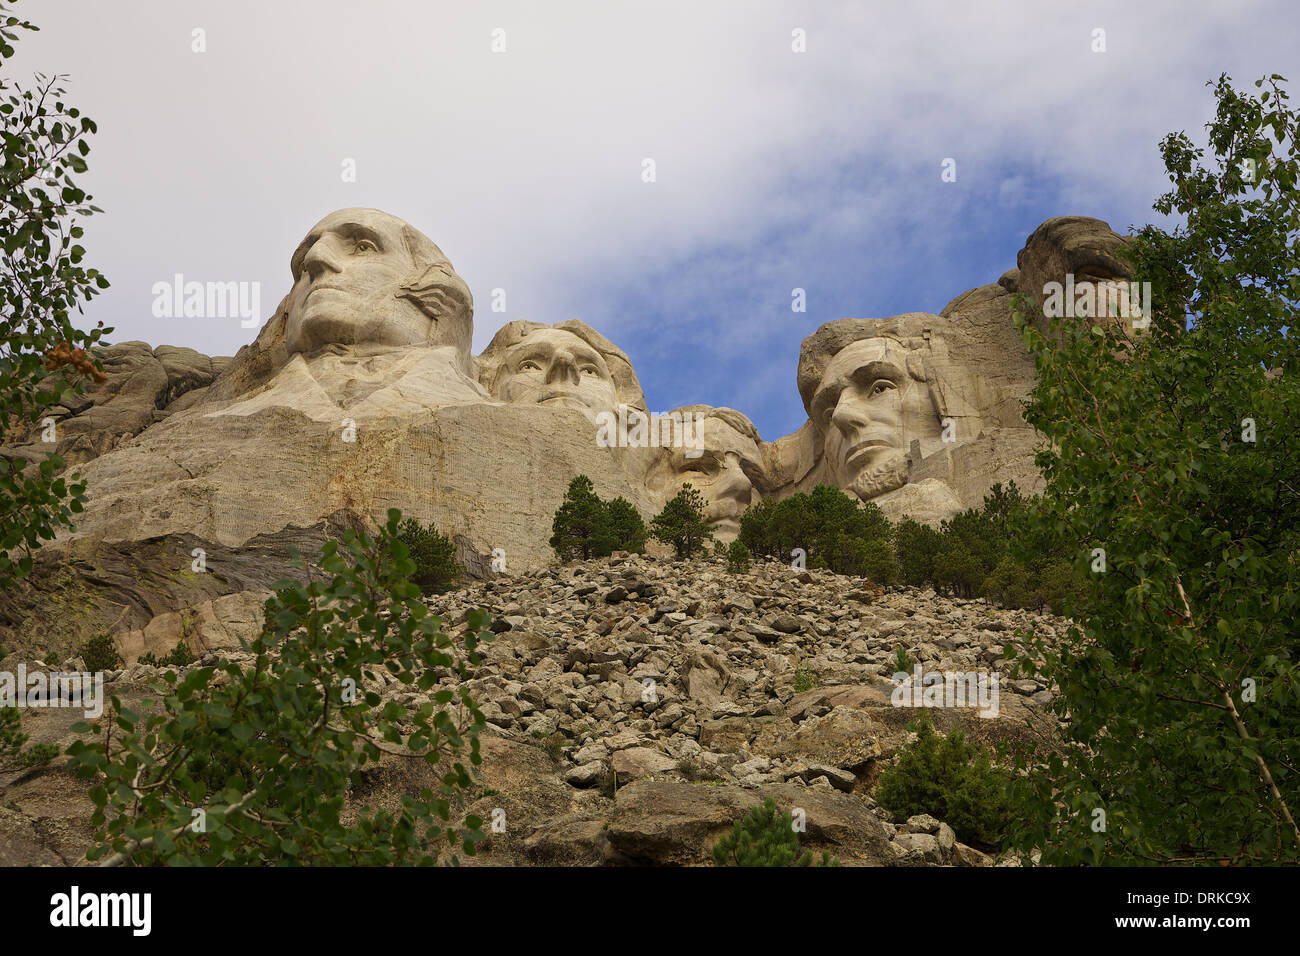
left=658, top=417, right=765, bottom=536
left=811, top=338, right=932, bottom=500
left=494, top=328, right=619, bottom=422
left=285, top=209, right=470, bottom=355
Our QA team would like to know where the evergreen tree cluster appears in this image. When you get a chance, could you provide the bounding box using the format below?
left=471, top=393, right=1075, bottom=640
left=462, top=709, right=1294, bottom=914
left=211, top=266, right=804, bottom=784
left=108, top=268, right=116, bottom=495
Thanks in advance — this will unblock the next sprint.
left=875, top=717, right=1019, bottom=851
left=551, top=476, right=1080, bottom=612
left=649, top=483, right=713, bottom=558
left=711, top=797, right=839, bottom=867
left=739, top=483, right=897, bottom=579
left=549, top=475, right=649, bottom=561
left=394, top=516, right=460, bottom=594
left=893, top=482, right=1082, bottom=613
left=734, top=480, right=1080, bottom=612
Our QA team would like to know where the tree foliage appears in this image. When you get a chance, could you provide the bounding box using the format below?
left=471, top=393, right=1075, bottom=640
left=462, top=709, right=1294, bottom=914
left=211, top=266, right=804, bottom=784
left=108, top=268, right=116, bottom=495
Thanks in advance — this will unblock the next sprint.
left=875, top=717, right=1018, bottom=851
left=0, top=3, right=111, bottom=589
left=66, top=510, right=495, bottom=865
left=0, top=705, right=58, bottom=770
left=394, top=516, right=459, bottom=594
left=738, top=483, right=893, bottom=576
left=138, top=639, right=197, bottom=670
left=78, top=632, right=122, bottom=672
left=1009, top=74, right=1300, bottom=864
left=711, top=796, right=839, bottom=867
left=890, top=482, right=1082, bottom=611
left=603, top=496, right=648, bottom=555
left=650, top=482, right=713, bottom=559
left=549, top=475, right=648, bottom=561
left=725, top=538, right=750, bottom=573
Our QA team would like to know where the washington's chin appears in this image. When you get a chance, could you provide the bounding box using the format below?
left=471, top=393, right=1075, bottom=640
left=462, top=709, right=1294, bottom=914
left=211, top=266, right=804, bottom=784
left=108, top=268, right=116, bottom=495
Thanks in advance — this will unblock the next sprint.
left=288, top=309, right=365, bottom=350
left=287, top=311, right=439, bottom=356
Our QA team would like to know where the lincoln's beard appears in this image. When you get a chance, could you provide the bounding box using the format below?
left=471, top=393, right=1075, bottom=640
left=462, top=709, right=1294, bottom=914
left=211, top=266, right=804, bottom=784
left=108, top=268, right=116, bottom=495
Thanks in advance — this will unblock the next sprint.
left=845, top=450, right=910, bottom=501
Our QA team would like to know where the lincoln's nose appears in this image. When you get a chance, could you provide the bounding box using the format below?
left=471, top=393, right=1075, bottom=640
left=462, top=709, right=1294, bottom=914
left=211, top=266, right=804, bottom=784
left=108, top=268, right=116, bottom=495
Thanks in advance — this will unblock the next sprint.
left=830, top=394, right=869, bottom=440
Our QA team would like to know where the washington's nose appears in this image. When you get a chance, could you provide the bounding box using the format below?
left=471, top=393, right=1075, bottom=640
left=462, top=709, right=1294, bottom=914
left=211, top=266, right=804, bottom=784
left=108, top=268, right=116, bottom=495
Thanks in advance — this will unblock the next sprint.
left=546, top=350, right=581, bottom=386
left=302, top=235, right=345, bottom=281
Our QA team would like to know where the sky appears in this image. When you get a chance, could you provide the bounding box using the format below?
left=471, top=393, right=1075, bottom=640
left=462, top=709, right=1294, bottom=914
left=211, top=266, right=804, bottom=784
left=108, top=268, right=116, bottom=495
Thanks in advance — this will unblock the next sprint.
left=10, top=0, right=1298, bottom=440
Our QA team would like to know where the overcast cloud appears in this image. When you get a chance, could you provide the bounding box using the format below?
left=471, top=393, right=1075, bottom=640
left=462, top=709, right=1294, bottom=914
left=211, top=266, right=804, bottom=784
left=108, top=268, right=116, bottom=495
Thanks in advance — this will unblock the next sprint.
left=11, top=0, right=1297, bottom=437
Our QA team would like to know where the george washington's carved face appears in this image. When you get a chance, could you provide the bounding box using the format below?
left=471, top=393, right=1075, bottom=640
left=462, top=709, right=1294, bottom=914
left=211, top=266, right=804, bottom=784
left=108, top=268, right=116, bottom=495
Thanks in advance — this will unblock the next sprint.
left=492, top=328, right=619, bottom=422
left=285, top=208, right=472, bottom=356
left=810, top=337, right=934, bottom=500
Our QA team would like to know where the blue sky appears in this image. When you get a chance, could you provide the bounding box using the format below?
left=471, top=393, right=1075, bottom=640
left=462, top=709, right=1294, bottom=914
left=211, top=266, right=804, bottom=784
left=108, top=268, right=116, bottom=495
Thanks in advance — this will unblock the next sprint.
left=11, top=0, right=1298, bottom=439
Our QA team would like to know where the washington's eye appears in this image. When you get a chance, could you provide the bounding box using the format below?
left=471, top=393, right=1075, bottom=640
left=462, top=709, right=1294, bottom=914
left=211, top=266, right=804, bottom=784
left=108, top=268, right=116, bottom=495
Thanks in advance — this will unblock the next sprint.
left=354, top=239, right=378, bottom=253
left=870, top=379, right=897, bottom=396
left=519, top=360, right=541, bottom=372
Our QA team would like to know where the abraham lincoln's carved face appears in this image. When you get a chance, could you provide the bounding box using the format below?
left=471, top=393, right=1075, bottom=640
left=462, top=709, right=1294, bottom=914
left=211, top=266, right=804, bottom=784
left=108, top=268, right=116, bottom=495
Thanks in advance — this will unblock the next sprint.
left=810, top=337, right=935, bottom=500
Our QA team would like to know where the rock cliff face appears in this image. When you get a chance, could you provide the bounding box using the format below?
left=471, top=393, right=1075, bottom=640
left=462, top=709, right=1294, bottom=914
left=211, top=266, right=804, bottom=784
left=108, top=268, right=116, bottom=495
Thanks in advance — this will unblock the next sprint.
left=0, top=210, right=1130, bottom=661
left=0, top=553, right=1065, bottom=866
left=1, top=342, right=231, bottom=471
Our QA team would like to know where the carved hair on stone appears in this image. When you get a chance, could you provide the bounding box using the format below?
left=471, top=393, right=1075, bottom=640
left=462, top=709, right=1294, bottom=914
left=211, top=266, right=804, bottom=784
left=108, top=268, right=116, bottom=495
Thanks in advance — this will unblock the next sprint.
left=796, top=317, right=936, bottom=419
left=395, top=224, right=474, bottom=331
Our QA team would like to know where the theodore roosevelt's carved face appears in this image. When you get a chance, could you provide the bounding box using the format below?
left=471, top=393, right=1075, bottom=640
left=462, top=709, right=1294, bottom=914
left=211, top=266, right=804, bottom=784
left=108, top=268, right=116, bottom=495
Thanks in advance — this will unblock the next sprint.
left=810, top=338, right=933, bottom=500
left=285, top=208, right=472, bottom=356
left=648, top=411, right=767, bottom=537
left=670, top=418, right=763, bottom=535
left=492, top=328, right=619, bottom=422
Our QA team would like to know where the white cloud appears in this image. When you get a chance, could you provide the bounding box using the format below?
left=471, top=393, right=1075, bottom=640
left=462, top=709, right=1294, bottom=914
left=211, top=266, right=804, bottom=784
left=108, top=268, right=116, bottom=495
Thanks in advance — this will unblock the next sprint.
left=9, top=0, right=1294, bottom=368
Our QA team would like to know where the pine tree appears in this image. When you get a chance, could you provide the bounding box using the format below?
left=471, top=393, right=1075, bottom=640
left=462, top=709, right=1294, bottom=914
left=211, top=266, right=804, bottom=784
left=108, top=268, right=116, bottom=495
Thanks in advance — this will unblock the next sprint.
left=602, top=496, right=648, bottom=554
left=549, top=475, right=607, bottom=561
left=711, top=797, right=839, bottom=866
left=726, top=538, right=750, bottom=573
left=650, top=483, right=713, bottom=558
left=395, top=517, right=459, bottom=594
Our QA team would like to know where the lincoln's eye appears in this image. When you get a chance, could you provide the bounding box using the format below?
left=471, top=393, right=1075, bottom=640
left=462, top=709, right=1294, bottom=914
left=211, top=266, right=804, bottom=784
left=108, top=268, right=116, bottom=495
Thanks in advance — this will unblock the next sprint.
left=519, top=360, right=541, bottom=372
left=355, top=238, right=378, bottom=253
left=815, top=399, right=834, bottom=429
left=580, top=366, right=598, bottom=376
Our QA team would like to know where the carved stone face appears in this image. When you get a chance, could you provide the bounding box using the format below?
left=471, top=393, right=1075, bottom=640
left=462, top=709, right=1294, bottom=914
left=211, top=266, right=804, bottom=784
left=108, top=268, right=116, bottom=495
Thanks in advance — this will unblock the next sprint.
left=657, top=416, right=765, bottom=537
left=493, top=328, right=619, bottom=422
left=285, top=208, right=471, bottom=356
left=810, top=337, right=932, bottom=501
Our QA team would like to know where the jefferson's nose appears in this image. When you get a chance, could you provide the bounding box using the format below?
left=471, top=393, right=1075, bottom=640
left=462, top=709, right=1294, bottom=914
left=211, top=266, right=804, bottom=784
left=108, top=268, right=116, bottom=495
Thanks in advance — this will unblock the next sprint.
left=546, top=350, right=581, bottom=386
